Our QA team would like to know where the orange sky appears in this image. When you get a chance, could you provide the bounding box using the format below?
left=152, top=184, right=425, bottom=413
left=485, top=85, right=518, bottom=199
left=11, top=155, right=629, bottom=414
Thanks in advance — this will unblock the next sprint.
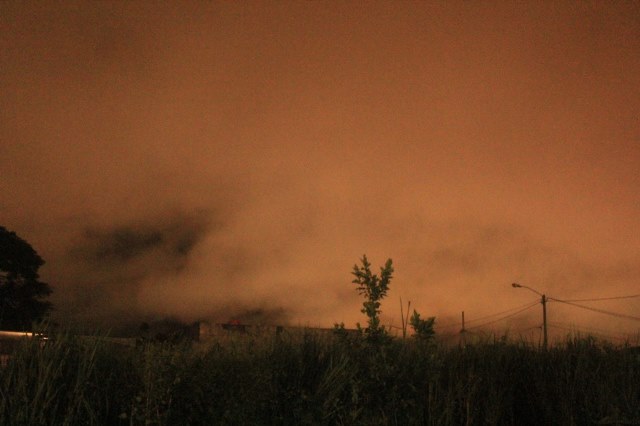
left=1, top=2, right=639, bottom=340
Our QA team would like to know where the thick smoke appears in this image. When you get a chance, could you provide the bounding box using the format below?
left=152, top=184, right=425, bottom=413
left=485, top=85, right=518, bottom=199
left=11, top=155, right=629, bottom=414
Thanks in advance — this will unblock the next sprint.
left=1, top=2, right=639, bottom=339
left=54, top=212, right=211, bottom=326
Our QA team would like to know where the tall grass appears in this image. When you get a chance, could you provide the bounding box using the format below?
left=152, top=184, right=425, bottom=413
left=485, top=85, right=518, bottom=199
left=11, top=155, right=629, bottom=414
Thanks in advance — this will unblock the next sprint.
left=0, top=330, right=111, bottom=425
left=1, top=328, right=638, bottom=425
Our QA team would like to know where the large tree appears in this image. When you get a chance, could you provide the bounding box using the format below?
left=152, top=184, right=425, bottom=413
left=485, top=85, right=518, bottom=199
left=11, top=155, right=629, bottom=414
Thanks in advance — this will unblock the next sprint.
left=0, top=226, right=52, bottom=330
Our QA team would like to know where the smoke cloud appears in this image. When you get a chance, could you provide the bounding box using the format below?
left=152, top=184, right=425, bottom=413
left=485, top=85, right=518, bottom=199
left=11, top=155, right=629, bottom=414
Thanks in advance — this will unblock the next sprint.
left=1, top=2, right=639, bottom=339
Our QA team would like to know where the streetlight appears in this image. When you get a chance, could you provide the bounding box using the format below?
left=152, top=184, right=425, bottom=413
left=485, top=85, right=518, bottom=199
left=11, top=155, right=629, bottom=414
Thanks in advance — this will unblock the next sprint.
left=512, top=283, right=548, bottom=350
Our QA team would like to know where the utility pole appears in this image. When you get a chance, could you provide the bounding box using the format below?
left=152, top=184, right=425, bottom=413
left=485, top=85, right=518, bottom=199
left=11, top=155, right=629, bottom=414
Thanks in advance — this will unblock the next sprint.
left=400, top=298, right=411, bottom=339
left=512, top=283, right=548, bottom=350
left=460, top=311, right=466, bottom=347
left=541, top=294, right=548, bottom=350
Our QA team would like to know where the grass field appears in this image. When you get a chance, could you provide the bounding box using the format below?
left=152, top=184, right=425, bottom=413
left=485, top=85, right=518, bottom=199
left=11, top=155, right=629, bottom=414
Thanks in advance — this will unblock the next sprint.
left=1, top=328, right=639, bottom=425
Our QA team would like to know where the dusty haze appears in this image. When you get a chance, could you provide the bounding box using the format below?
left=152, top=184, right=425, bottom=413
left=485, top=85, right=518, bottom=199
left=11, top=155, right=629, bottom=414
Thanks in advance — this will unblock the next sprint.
left=1, top=2, right=639, bottom=340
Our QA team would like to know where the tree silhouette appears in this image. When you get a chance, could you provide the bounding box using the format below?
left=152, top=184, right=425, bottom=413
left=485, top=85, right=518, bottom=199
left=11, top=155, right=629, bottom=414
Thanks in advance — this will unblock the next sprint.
left=409, top=309, right=435, bottom=341
left=352, top=255, right=393, bottom=341
left=0, top=226, right=52, bottom=330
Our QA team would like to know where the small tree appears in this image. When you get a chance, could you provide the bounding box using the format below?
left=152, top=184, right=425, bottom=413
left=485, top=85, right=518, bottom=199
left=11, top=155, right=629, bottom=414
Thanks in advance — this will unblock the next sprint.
left=0, top=226, right=52, bottom=330
left=352, top=255, right=393, bottom=341
left=409, top=310, right=435, bottom=341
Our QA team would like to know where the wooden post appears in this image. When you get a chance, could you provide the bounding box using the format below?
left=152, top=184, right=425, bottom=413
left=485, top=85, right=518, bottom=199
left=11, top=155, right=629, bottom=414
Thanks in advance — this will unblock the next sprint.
left=542, top=294, right=548, bottom=350
left=460, top=311, right=466, bottom=347
left=400, top=298, right=411, bottom=339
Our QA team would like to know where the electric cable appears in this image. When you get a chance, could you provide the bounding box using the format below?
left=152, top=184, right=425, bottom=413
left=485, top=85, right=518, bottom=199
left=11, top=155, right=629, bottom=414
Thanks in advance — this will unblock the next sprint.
left=550, top=294, right=640, bottom=303
left=548, top=321, right=625, bottom=338
left=437, top=299, right=540, bottom=330
left=548, top=321, right=627, bottom=337
left=547, top=323, right=626, bottom=342
left=463, top=299, right=540, bottom=324
left=549, top=298, right=640, bottom=322
left=466, top=301, right=539, bottom=330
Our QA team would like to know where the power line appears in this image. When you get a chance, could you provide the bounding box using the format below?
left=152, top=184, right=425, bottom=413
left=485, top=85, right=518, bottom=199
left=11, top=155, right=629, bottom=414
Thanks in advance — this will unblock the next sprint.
left=464, top=300, right=540, bottom=325
left=512, top=325, right=542, bottom=333
left=551, top=299, right=640, bottom=322
left=547, top=323, right=628, bottom=342
left=550, top=294, right=640, bottom=303
left=435, top=321, right=463, bottom=329
left=437, top=299, right=539, bottom=330
left=547, top=321, right=632, bottom=341
left=548, top=321, right=622, bottom=337
left=466, top=301, right=539, bottom=330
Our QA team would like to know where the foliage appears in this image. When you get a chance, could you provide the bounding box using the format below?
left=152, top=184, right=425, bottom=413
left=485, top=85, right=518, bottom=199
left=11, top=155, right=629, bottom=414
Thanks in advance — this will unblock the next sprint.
left=0, top=226, right=52, bottom=330
left=351, top=255, right=393, bottom=342
left=410, top=309, right=436, bottom=341
left=1, top=327, right=639, bottom=425
left=0, top=330, right=134, bottom=425
left=0, top=251, right=637, bottom=424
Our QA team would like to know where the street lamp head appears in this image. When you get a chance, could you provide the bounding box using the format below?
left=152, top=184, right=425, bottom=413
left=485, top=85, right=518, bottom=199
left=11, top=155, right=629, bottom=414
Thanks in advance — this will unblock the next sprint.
left=512, top=283, right=522, bottom=288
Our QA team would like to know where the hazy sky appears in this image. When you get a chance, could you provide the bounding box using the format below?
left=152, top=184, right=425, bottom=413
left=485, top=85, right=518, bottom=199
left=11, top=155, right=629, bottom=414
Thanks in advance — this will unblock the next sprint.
left=1, top=1, right=639, bottom=339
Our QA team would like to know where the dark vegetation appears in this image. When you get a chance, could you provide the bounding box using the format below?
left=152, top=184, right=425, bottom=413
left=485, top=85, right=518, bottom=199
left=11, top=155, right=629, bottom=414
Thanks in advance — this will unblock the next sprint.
left=1, top=250, right=638, bottom=424
left=1, top=329, right=639, bottom=425
left=0, top=226, right=52, bottom=331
